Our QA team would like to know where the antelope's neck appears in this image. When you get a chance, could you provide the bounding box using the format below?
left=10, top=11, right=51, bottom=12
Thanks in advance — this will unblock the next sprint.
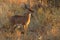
left=26, top=13, right=31, bottom=25
left=28, top=13, right=31, bottom=20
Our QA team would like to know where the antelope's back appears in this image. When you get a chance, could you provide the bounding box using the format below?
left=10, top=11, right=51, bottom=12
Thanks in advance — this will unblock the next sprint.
left=10, top=15, right=28, bottom=25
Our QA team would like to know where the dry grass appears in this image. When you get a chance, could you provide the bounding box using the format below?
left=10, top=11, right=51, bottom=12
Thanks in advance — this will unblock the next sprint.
left=0, top=0, right=60, bottom=40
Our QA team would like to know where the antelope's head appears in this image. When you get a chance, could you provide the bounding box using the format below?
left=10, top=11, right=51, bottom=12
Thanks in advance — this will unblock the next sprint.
left=23, top=3, right=34, bottom=17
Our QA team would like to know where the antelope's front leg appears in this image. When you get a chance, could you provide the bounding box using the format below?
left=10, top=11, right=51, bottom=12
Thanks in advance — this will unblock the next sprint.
left=24, top=25, right=28, bottom=32
left=23, top=25, right=28, bottom=40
